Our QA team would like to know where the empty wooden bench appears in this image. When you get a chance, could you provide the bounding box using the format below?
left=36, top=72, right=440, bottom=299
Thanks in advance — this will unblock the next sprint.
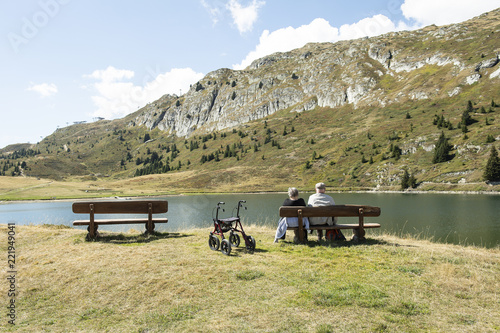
left=72, top=200, right=168, bottom=239
left=279, top=205, right=381, bottom=243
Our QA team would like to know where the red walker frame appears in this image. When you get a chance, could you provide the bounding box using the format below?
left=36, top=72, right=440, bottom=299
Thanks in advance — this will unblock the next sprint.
left=209, top=200, right=256, bottom=255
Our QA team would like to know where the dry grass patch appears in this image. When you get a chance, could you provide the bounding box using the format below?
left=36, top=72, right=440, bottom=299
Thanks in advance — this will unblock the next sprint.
left=0, top=225, right=498, bottom=332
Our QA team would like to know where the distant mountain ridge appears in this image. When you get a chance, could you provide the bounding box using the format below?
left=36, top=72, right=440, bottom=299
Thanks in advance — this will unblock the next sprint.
left=129, top=8, right=499, bottom=137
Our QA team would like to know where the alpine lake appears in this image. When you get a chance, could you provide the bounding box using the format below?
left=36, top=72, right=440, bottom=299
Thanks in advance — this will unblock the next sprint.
left=1, top=192, right=499, bottom=248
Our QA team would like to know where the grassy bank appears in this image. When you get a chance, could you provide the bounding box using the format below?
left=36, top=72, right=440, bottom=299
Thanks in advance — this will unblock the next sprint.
left=1, top=175, right=499, bottom=201
left=1, top=224, right=499, bottom=332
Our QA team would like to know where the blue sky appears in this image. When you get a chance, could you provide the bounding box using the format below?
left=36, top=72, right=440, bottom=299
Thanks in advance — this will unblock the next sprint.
left=1, top=0, right=498, bottom=148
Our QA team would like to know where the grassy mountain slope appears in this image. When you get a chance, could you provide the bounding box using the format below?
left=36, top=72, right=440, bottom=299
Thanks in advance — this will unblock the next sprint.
left=2, top=91, right=498, bottom=194
left=1, top=9, right=499, bottom=195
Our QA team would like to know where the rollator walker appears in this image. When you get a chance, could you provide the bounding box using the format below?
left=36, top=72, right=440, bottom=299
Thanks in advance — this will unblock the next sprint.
left=209, top=200, right=256, bottom=255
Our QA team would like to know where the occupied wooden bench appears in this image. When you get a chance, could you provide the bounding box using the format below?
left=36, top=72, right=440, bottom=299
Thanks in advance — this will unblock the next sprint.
left=72, top=200, right=168, bottom=239
left=279, top=205, right=381, bottom=243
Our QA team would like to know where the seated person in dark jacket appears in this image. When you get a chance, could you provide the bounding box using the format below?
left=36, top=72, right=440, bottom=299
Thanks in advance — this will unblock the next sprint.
left=283, top=187, right=306, bottom=207
left=274, top=187, right=309, bottom=242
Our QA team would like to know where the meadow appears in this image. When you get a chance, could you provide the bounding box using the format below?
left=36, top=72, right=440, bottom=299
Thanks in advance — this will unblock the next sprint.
left=1, top=224, right=498, bottom=332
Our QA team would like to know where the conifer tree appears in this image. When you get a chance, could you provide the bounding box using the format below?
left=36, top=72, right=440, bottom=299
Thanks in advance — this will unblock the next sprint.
left=461, top=101, right=474, bottom=129
left=401, top=169, right=410, bottom=190
left=467, top=100, right=474, bottom=113
left=483, top=146, right=500, bottom=182
left=409, top=173, right=417, bottom=188
left=432, top=131, right=452, bottom=163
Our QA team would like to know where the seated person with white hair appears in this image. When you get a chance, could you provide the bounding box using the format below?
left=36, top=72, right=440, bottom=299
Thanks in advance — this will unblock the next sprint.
left=274, top=187, right=309, bottom=243
left=308, top=182, right=337, bottom=241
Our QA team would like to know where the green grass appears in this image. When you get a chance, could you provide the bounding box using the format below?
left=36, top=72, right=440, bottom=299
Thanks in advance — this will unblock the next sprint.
left=1, top=224, right=499, bottom=332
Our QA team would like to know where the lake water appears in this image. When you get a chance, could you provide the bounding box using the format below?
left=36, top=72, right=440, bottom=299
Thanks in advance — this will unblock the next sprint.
left=1, top=193, right=499, bottom=248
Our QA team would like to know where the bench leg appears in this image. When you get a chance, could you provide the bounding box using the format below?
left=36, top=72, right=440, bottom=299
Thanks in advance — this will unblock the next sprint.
left=89, top=204, right=96, bottom=239
left=353, top=208, right=366, bottom=242
left=352, top=227, right=366, bottom=242
left=145, top=223, right=155, bottom=235
left=297, top=210, right=306, bottom=244
left=145, top=203, right=154, bottom=235
left=86, top=225, right=98, bottom=240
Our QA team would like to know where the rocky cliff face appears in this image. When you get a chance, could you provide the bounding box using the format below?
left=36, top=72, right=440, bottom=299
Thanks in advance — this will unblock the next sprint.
left=130, top=9, right=500, bottom=137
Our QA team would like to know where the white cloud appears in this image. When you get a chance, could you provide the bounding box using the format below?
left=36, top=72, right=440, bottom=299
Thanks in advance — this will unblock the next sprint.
left=84, top=66, right=204, bottom=119
left=233, top=15, right=409, bottom=70
left=226, top=0, right=265, bottom=34
left=27, top=82, right=58, bottom=97
left=86, top=67, right=134, bottom=82
left=401, top=0, right=500, bottom=26
left=233, top=1, right=499, bottom=70
left=338, top=14, right=410, bottom=41
left=233, top=18, right=337, bottom=69
left=201, top=0, right=223, bottom=25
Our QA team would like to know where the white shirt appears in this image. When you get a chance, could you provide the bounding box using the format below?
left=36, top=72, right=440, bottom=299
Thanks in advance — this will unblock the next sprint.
left=307, top=192, right=337, bottom=225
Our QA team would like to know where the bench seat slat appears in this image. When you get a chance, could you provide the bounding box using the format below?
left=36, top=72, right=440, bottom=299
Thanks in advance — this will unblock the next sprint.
left=287, top=223, right=381, bottom=230
left=279, top=205, right=380, bottom=217
left=72, top=200, right=168, bottom=214
left=73, top=218, right=168, bottom=226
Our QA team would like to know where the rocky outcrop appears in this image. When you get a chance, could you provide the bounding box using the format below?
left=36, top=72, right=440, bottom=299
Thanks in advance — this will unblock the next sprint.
left=130, top=9, right=500, bottom=137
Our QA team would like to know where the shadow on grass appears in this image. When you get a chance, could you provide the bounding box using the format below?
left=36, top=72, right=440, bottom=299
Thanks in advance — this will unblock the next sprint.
left=318, top=239, right=386, bottom=248
left=87, top=231, right=192, bottom=244
left=228, top=246, right=268, bottom=256
left=310, top=237, right=419, bottom=249
left=280, top=237, right=391, bottom=248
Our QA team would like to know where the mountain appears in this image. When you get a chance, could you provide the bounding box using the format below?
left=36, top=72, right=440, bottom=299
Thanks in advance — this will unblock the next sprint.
left=130, top=8, right=500, bottom=137
left=1, top=9, right=499, bottom=193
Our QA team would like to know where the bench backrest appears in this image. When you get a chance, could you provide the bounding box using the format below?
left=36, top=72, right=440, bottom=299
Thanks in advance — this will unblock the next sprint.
left=279, top=205, right=380, bottom=218
left=72, top=200, right=168, bottom=214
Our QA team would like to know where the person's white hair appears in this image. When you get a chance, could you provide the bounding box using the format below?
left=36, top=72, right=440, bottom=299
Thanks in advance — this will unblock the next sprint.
left=288, top=187, right=299, bottom=198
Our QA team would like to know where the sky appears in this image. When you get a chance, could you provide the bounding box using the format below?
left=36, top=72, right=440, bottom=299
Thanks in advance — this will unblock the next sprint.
left=1, top=0, right=499, bottom=149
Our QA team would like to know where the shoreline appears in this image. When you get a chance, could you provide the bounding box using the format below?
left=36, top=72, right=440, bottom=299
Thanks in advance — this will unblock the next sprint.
left=1, top=174, right=499, bottom=202
left=1, top=187, right=500, bottom=204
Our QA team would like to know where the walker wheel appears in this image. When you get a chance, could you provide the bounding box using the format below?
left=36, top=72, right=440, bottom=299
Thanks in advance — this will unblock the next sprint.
left=229, top=232, right=240, bottom=247
left=246, top=235, right=256, bottom=253
left=208, top=235, right=220, bottom=251
left=221, top=239, right=232, bottom=256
